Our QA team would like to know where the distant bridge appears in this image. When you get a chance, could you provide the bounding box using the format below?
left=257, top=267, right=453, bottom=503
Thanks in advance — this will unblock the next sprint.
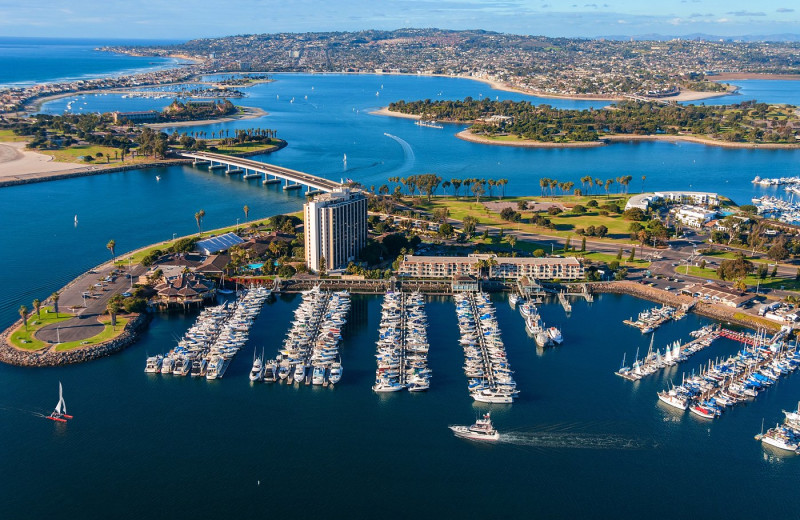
left=622, top=94, right=672, bottom=105
left=179, top=151, right=343, bottom=193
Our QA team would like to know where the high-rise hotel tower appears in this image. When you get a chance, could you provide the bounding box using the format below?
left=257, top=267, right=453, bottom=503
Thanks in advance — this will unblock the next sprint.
left=304, top=188, right=368, bottom=273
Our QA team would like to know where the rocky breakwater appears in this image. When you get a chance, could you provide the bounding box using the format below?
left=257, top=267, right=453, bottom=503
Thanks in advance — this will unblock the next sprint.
left=588, top=281, right=694, bottom=307
left=0, top=312, right=152, bottom=367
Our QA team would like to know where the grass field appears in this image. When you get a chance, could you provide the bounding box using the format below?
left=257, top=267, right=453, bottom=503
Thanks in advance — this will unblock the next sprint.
left=678, top=265, right=800, bottom=291
left=9, top=307, right=73, bottom=351
left=54, top=317, right=129, bottom=352
left=0, top=129, right=28, bottom=142
left=43, top=144, right=155, bottom=165
left=409, top=196, right=636, bottom=243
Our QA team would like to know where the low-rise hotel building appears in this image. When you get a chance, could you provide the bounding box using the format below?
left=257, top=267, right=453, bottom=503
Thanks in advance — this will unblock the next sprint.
left=397, top=254, right=584, bottom=280
left=304, top=188, right=368, bottom=272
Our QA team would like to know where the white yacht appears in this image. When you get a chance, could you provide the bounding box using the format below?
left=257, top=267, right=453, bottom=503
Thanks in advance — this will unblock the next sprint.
left=293, top=364, right=306, bottom=384
left=449, top=413, right=500, bottom=441
left=760, top=425, right=800, bottom=452
left=329, top=362, right=342, bottom=384
left=508, top=293, right=520, bottom=307
left=657, top=389, right=688, bottom=411
left=471, top=388, right=514, bottom=404
left=249, top=356, right=264, bottom=382
left=144, top=355, right=163, bottom=373
left=161, top=355, right=175, bottom=374
left=312, top=365, right=326, bottom=385
left=372, top=379, right=404, bottom=393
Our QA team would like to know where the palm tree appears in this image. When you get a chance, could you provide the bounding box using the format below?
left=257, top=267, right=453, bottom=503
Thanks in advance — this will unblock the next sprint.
left=51, top=292, right=60, bottom=317
left=508, top=235, right=517, bottom=251
left=604, top=179, right=613, bottom=198
left=498, top=179, right=508, bottom=199
left=106, top=239, right=116, bottom=263
left=451, top=178, right=462, bottom=198
left=19, top=305, right=28, bottom=330
left=32, top=298, right=41, bottom=318
left=539, top=177, right=549, bottom=197
left=243, top=205, right=250, bottom=221
left=549, top=179, right=558, bottom=198
left=195, top=209, right=205, bottom=235
left=487, top=179, right=496, bottom=198
left=107, top=301, right=120, bottom=329
left=641, top=175, right=646, bottom=193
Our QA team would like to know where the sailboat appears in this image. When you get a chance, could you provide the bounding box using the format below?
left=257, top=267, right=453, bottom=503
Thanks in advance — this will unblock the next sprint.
left=46, top=382, right=73, bottom=423
left=343, top=153, right=347, bottom=163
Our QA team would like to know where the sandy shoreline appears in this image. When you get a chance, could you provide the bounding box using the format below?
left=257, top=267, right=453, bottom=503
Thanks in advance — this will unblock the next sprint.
left=0, top=142, right=87, bottom=179
left=456, top=129, right=800, bottom=150
left=455, top=130, right=605, bottom=148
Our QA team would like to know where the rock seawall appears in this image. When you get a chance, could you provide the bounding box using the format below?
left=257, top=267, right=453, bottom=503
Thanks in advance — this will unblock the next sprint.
left=0, top=312, right=152, bottom=367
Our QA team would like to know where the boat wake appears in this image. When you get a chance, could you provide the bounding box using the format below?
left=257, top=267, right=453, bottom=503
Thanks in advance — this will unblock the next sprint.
left=498, top=431, right=650, bottom=450
left=383, top=133, right=415, bottom=176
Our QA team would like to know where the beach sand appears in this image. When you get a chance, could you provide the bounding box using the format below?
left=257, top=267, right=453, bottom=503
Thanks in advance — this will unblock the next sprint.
left=455, top=130, right=605, bottom=148
left=0, top=142, right=85, bottom=179
left=145, top=106, right=268, bottom=129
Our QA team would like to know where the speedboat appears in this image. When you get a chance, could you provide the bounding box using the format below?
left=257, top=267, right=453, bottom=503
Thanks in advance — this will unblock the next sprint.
left=312, top=365, right=326, bottom=385
left=449, top=412, right=500, bottom=441
left=508, top=294, right=520, bottom=307
left=547, top=327, right=563, bottom=345
left=293, top=364, right=306, bottom=384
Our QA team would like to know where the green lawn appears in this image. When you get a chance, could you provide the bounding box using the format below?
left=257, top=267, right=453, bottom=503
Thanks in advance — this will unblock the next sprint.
left=43, top=144, right=154, bottom=165
left=678, top=266, right=800, bottom=291
left=9, top=307, right=73, bottom=351
left=54, top=317, right=129, bottom=352
left=409, top=196, right=636, bottom=243
left=0, top=129, right=28, bottom=142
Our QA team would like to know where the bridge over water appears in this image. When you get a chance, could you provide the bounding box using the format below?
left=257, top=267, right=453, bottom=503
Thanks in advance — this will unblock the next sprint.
left=179, top=151, right=343, bottom=193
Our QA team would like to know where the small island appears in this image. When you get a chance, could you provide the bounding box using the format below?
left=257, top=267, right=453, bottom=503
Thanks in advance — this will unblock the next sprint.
left=385, top=98, right=800, bottom=149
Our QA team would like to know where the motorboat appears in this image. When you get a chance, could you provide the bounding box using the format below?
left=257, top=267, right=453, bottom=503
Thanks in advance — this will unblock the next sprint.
left=144, top=355, right=163, bottom=373
left=449, top=413, right=500, bottom=441
left=329, top=362, right=342, bottom=384
left=547, top=327, right=563, bottom=345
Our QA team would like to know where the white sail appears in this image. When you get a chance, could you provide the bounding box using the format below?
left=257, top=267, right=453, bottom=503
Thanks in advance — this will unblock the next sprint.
left=672, top=341, right=681, bottom=359
left=54, top=382, right=64, bottom=415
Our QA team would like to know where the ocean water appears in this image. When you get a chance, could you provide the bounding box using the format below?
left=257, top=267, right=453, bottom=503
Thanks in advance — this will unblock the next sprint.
left=2, top=61, right=800, bottom=518
left=0, top=37, right=184, bottom=87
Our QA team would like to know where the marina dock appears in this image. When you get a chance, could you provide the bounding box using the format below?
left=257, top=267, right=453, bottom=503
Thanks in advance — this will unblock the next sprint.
left=373, top=290, right=431, bottom=392
left=616, top=325, right=719, bottom=381
left=144, top=286, right=272, bottom=379
left=656, top=330, right=799, bottom=419
left=455, top=292, right=518, bottom=403
left=275, top=286, right=349, bottom=387
left=623, top=305, right=679, bottom=333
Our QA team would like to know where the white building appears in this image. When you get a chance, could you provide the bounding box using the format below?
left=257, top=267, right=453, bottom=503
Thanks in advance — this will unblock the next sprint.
left=304, top=188, right=367, bottom=273
left=674, top=205, right=718, bottom=228
left=398, top=254, right=584, bottom=280
left=625, top=191, right=719, bottom=211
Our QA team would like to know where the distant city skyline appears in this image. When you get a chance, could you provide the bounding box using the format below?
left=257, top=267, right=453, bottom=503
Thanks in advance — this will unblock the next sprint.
left=0, top=0, right=798, bottom=39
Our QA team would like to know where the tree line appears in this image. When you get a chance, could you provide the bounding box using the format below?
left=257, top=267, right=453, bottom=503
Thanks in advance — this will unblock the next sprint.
left=388, top=98, right=800, bottom=144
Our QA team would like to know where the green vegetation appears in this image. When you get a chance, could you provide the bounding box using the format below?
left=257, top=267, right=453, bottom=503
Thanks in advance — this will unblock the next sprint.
left=161, top=99, right=236, bottom=122
left=9, top=307, right=71, bottom=351
left=677, top=265, right=800, bottom=291
left=389, top=99, right=800, bottom=145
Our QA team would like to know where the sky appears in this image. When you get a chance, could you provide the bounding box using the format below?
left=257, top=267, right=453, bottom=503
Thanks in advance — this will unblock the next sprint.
left=0, top=0, right=798, bottom=40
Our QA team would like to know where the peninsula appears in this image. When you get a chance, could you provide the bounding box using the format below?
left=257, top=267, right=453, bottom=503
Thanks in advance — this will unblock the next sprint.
left=384, top=98, right=800, bottom=148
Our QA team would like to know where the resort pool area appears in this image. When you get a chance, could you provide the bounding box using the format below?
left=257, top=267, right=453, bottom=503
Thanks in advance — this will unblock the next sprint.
left=248, top=263, right=264, bottom=270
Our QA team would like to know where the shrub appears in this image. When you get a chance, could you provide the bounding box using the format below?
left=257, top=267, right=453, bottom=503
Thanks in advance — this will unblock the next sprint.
left=572, top=204, right=587, bottom=214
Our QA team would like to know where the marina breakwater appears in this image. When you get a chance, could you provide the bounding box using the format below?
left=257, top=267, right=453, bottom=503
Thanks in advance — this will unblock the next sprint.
left=588, top=281, right=782, bottom=333
left=0, top=312, right=151, bottom=367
